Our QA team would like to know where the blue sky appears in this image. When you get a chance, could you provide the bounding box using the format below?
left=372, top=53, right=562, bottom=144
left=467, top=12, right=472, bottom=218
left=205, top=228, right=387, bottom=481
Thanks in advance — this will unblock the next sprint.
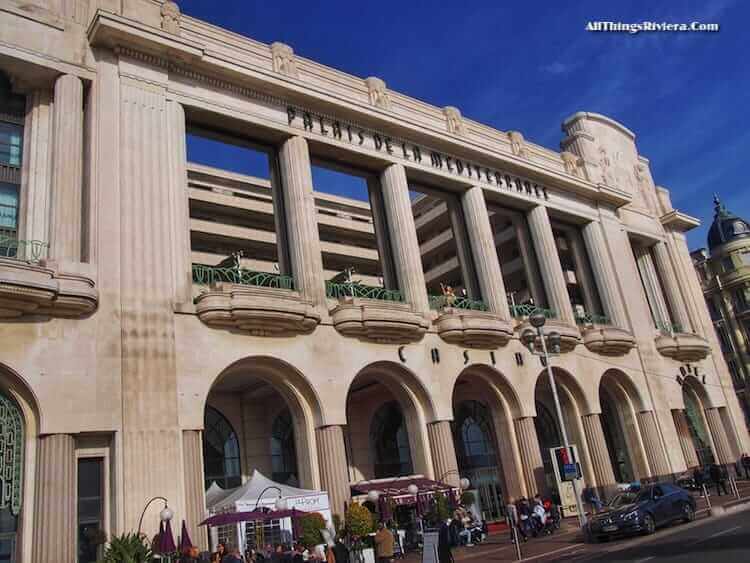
left=180, top=0, right=749, bottom=249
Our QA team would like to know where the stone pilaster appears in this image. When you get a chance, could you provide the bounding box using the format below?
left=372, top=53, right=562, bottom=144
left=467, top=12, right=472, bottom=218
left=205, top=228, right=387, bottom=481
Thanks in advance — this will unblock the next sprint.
left=49, top=74, right=84, bottom=262
left=652, top=242, right=692, bottom=332
left=672, top=410, right=699, bottom=469
left=315, top=426, right=351, bottom=520
left=637, top=411, right=671, bottom=478
left=514, top=417, right=545, bottom=497
left=278, top=136, right=327, bottom=306
left=633, top=245, right=672, bottom=329
left=704, top=407, right=734, bottom=464
left=427, top=421, right=460, bottom=488
left=461, top=186, right=511, bottom=317
left=166, top=101, right=193, bottom=304
left=380, top=163, right=429, bottom=313
left=183, top=430, right=208, bottom=551
left=119, top=78, right=183, bottom=534
left=582, top=221, right=628, bottom=328
left=526, top=205, right=575, bottom=324
left=581, top=414, right=616, bottom=496
left=19, top=89, right=52, bottom=253
left=32, top=434, right=75, bottom=563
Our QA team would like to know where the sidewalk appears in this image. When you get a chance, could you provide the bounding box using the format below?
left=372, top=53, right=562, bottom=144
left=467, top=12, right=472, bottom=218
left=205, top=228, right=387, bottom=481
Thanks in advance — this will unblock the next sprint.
left=400, top=478, right=750, bottom=562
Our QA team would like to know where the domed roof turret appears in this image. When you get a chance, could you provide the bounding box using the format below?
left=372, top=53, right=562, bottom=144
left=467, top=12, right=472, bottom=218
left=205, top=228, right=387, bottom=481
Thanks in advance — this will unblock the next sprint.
left=707, top=195, right=750, bottom=252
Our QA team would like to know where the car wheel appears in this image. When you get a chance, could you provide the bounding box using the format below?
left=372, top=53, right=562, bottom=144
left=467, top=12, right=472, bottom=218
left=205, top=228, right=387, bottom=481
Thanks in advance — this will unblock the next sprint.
left=682, top=503, right=695, bottom=523
left=643, top=514, right=656, bottom=535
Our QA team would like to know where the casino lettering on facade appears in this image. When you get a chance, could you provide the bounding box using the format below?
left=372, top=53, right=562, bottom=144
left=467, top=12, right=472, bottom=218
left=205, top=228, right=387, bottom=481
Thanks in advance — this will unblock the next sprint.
left=287, top=106, right=550, bottom=200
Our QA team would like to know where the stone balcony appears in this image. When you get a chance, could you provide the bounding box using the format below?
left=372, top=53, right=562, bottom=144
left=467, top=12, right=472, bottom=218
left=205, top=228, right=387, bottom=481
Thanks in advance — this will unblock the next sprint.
left=328, top=284, right=428, bottom=344
left=576, top=313, right=636, bottom=357
left=429, top=295, right=513, bottom=348
left=0, top=256, right=98, bottom=319
left=511, top=305, right=581, bottom=353
left=654, top=327, right=711, bottom=362
left=192, top=265, right=320, bottom=336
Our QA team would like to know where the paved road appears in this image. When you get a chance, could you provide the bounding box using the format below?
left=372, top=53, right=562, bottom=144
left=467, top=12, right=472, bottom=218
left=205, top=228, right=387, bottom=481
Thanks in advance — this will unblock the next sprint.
left=548, top=508, right=749, bottom=562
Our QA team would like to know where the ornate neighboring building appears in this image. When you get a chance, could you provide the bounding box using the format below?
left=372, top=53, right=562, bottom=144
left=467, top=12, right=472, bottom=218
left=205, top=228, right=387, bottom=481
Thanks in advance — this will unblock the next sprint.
left=1, top=1, right=748, bottom=561
left=691, top=197, right=750, bottom=429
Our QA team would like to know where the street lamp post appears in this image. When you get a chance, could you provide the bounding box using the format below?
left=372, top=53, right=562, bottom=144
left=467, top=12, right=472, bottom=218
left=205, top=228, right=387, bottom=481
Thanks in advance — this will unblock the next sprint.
left=136, top=496, right=174, bottom=539
left=521, top=312, right=587, bottom=528
left=254, top=486, right=288, bottom=511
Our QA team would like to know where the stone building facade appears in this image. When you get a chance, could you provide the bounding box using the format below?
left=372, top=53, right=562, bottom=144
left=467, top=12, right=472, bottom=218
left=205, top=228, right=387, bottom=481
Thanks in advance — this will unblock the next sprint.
left=0, top=1, right=748, bottom=561
left=691, top=198, right=750, bottom=429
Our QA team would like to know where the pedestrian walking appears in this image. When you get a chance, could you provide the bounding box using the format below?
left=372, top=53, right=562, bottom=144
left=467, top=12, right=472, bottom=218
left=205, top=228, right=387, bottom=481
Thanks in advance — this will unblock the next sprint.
left=437, top=518, right=454, bottom=563
left=741, top=453, right=750, bottom=479
left=505, top=497, right=527, bottom=543
left=710, top=463, right=729, bottom=496
left=374, top=522, right=395, bottom=563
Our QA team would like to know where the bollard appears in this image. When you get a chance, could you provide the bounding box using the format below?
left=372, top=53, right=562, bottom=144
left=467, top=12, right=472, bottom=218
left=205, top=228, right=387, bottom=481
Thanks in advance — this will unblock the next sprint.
left=702, top=484, right=711, bottom=509
left=509, top=516, right=522, bottom=561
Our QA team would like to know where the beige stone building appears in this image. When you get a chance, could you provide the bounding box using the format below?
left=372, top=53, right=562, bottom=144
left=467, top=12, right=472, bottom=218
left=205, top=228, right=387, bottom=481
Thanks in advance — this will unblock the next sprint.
left=690, top=198, right=750, bottom=429
left=0, top=1, right=748, bottom=561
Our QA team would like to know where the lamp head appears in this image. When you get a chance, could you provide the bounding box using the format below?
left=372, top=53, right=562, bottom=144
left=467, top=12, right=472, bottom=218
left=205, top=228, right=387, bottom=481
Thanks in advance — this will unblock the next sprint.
left=547, top=331, right=561, bottom=353
left=521, top=328, right=536, bottom=348
left=159, top=505, right=174, bottom=522
left=459, top=477, right=470, bottom=490
left=407, top=484, right=419, bottom=496
left=275, top=497, right=288, bottom=511
left=529, top=312, right=546, bottom=328
left=367, top=490, right=380, bottom=503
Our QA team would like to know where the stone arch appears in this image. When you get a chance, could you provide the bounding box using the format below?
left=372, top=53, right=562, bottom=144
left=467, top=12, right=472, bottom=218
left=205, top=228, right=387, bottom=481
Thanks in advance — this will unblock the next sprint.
left=0, top=362, right=40, bottom=563
left=451, top=364, right=525, bottom=513
left=680, top=376, right=716, bottom=466
left=345, top=361, right=436, bottom=482
left=598, top=370, right=649, bottom=481
left=206, top=356, right=324, bottom=489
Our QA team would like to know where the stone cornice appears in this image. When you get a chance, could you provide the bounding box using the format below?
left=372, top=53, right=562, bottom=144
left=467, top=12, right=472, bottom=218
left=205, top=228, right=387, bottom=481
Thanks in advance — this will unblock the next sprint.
left=660, top=210, right=700, bottom=232
left=86, top=10, right=634, bottom=210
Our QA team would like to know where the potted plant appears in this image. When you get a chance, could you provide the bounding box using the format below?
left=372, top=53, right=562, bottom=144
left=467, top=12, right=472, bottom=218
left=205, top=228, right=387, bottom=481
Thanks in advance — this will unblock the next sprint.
left=299, top=512, right=328, bottom=554
left=102, top=533, right=153, bottom=563
left=345, top=503, right=375, bottom=563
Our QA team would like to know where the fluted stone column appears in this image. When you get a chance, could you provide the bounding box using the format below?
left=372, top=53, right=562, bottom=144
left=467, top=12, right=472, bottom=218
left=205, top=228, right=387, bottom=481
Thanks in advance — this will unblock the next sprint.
left=512, top=217, right=546, bottom=306
left=582, top=414, right=617, bottom=495
left=633, top=245, right=672, bottom=330
left=49, top=74, right=84, bottom=262
left=427, top=421, right=460, bottom=488
left=637, top=411, right=671, bottom=478
left=652, top=242, right=692, bottom=333
left=166, top=101, right=193, bottom=304
left=514, top=417, right=545, bottom=496
left=33, top=434, right=75, bottom=563
left=278, top=136, right=327, bottom=306
left=316, top=426, right=351, bottom=520
left=380, top=163, right=429, bottom=313
left=582, top=221, right=628, bottom=328
left=526, top=205, right=576, bottom=324
left=183, top=430, right=209, bottom=551
left=672, top=410, right=699, bottom=468
left=704, top=407, right=734, bottom=464
left=461, top=186, right=511, bottom=317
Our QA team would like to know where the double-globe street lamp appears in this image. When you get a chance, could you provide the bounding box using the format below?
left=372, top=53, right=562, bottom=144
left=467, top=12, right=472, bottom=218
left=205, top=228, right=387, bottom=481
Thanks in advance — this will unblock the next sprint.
left=521, top=312, right=587, bottom=528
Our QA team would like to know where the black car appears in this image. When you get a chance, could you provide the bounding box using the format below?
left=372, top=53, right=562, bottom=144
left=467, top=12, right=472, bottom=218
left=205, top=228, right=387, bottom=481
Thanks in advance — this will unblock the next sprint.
left=587, top=483, right=696, bottom=542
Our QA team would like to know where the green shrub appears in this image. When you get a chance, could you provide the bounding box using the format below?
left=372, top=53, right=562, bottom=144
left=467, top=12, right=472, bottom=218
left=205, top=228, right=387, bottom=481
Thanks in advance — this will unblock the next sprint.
left=345, top=502, right=375, bottom=538
left=432, top=492, right=450, bottom=522
left=299, top=512, right=327, bottom=547
left=102, top=533, right=153, bottom=563
left=460, top=491, right=476, bottom=507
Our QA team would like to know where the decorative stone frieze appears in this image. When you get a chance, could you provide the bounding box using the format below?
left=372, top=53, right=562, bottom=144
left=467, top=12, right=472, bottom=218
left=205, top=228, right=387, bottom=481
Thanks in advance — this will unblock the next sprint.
left=442, top=106, right=465, bottom=135
left=271, top=42, right=298, bottom=78
left=507, top=130, right=527, bottom=158
left=194, top=284, right=320, bottom=336
left=434, top=309, right=513, bottom=349
left=0, top=258, right=97, bottom=319
left=581, top=325, right=636, bottom=356
left=329, top=297, right=429, bottom=344
left=515, top=318, right=581, bottom=353
left=160, top=1, right=181, bottom=34
left=654, top=331, right=710, bottom=362
left=364, top=77, right=390, bottom=110
left=560, top=150, right=583, bottom=178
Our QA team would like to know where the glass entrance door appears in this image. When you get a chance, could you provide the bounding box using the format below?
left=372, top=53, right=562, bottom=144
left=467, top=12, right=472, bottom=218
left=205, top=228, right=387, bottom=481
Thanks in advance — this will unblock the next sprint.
left=0, top=509, right=17, bottom=563
left=468, top=467, right=505, bottom=522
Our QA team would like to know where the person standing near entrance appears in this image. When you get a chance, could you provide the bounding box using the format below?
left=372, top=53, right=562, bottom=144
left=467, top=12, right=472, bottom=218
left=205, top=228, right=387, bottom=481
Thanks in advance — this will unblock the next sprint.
left=710, top=463, right=729, bottom=496
left=505, top=497, right=526, bottom=543
left=374, top=522, right=395, bottom=563
left=741, top=453, right=750, bottom=479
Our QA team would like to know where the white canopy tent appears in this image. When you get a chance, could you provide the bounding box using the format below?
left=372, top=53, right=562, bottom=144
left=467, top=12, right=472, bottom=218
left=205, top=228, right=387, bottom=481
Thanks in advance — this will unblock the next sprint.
left=206, top=470, right=332, bottom=552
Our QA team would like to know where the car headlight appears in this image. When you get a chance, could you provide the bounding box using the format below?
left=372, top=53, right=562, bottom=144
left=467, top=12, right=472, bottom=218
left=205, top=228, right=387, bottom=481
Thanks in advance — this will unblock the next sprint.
left=623, top=510, right=639, bottom=521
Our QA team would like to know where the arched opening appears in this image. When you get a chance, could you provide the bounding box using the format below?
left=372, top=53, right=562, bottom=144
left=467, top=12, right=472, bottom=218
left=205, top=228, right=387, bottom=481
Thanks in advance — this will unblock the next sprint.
left=534, top=401, right=562, bottom=481
left=451, top=365, right=522, bottom=521
left=203, top=357, right=322, bottom=497
left=682, top=384, right=715, bottom=466
left=345, top=362, right=432, bottom=484
left=598, top=371, right=649, bottom=483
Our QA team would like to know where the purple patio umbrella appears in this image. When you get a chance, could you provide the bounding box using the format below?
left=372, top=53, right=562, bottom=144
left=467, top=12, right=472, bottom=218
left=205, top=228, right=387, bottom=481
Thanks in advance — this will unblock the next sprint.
left=153, top=521, right=165, bottom=555
left=159, top=518, right=177, bottom=554
left=179, top=520, right=193, bottom=552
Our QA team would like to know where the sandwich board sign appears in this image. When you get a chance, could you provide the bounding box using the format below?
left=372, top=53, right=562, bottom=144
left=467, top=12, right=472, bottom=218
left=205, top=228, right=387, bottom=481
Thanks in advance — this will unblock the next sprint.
left=422, top=531, right=439, bottom=563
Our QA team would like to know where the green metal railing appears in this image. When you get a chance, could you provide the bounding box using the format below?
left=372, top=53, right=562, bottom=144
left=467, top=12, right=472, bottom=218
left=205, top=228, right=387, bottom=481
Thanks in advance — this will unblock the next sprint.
left=510, top=303, right=557, bottom=319
left=575, top=312, right=611, bottom=326
left=656, top=320, right=683, bottom=335
left=325, top=281, right=403, bottom=302
left=428, top=294, right=489, bottom=311
left=192, top=264, right=295, bottom=290
left=0, top=231, right=48, bottom=262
